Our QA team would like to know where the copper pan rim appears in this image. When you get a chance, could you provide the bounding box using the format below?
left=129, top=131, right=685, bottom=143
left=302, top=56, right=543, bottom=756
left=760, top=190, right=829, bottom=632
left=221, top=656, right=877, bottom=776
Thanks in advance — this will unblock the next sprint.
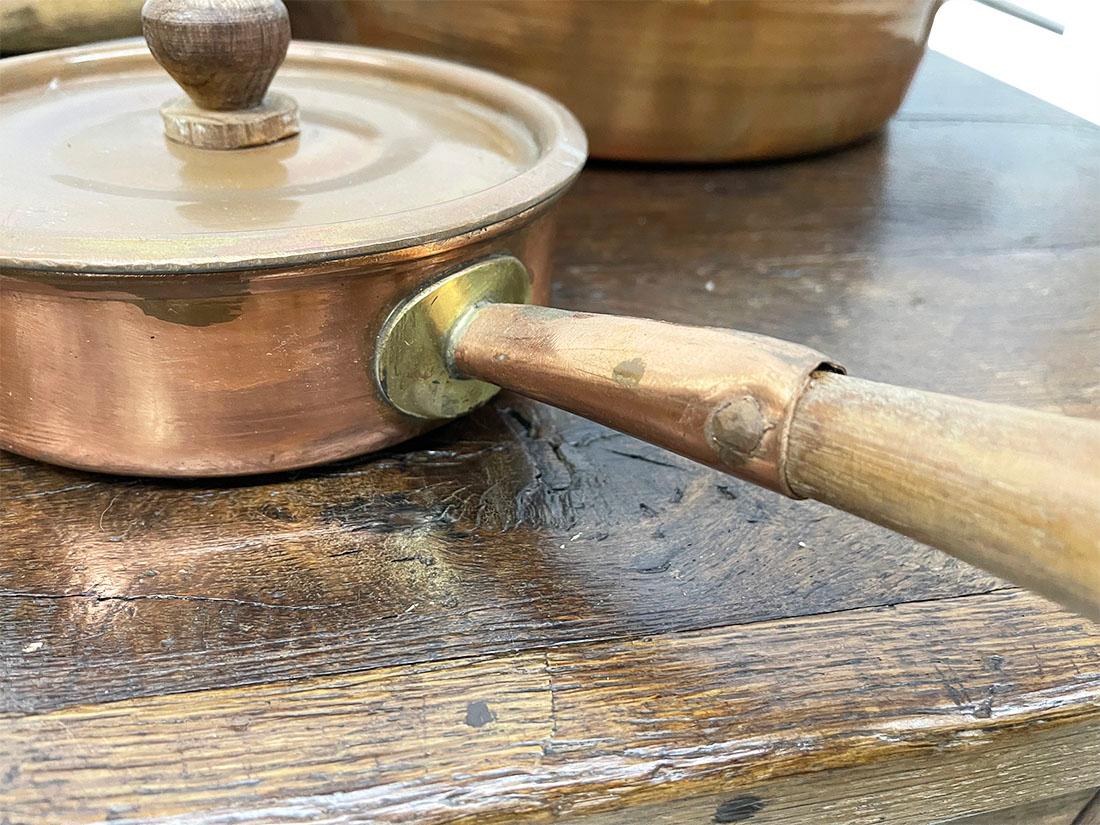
left=0, top=198, right=565, bottom=289
left=0, top=38, right=587, bottom=275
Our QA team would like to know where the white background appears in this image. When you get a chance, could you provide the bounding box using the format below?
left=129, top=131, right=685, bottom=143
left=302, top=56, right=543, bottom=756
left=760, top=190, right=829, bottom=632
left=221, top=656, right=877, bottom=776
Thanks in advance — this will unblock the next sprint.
left=929, top=0, right=1100, bottom=124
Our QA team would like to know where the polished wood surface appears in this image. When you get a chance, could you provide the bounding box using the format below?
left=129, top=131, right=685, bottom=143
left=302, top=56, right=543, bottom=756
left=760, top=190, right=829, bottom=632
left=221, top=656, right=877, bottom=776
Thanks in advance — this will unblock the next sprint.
left=2, top=55, right=1099, bottom=824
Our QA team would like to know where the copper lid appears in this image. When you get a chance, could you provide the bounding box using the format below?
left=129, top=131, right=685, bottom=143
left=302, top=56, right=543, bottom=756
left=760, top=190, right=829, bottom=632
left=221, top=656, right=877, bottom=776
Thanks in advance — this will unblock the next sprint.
left=0, top=35, right=585, bottom=274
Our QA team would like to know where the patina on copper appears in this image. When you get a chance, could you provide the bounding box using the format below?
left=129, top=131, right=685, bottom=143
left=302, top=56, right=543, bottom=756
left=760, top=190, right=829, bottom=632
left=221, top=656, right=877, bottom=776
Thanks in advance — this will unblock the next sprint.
left=0, top=38, right=585, bottom=273
left=0, top=213, right=559, bottom=477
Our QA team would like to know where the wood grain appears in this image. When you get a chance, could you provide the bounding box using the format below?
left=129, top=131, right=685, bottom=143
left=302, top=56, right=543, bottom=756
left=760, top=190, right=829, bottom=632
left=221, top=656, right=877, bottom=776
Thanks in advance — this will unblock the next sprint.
left=142, top=0, right=299, bottom=148
left=451, top=306, right=1100, bottom=619
left=788, top=374, right=1100, bottom=619
left=0, top=402, right=1005, bottom=715
left=947, top=788, right=1100, bottom=825
left=573, top=738, right=1100, bottom=825
left=1, top=54, right=1098, bottom=824
left=157, top=90, right=299, bottom=150
left=3, top=590, right=1098, bottom=824
left=142, top=0, right=290, bottom=111
left=1077, top=791, right=1100, bottom=825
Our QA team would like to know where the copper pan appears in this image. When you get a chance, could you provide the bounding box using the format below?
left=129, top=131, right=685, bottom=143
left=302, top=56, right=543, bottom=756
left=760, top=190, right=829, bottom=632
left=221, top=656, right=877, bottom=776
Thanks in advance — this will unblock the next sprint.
left=1, top=2, right=1098, bottom=620
left=286, top=0, right=944, bottom=162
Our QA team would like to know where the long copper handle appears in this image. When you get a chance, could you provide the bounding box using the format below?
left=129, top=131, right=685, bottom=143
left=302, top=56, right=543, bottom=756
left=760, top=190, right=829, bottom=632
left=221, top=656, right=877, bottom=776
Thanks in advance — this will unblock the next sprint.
left=451, top=303, right=1100, bottom=620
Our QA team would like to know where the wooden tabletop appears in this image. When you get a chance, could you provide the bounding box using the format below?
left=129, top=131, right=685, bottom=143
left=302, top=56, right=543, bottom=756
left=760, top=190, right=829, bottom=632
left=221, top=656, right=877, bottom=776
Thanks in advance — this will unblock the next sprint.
left=2, top=54, right=1099, bottom=825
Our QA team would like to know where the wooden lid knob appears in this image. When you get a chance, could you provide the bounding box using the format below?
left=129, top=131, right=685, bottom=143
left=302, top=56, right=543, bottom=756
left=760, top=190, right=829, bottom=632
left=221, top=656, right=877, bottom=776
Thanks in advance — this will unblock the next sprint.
left=142, top=0, right=299, bottom=149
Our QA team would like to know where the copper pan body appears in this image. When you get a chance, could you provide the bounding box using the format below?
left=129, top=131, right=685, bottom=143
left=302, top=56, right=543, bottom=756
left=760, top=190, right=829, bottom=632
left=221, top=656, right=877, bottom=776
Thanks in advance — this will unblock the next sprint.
left=0, top=209, right=557, bottom=476
left=286, top=0, right=943, bottom=162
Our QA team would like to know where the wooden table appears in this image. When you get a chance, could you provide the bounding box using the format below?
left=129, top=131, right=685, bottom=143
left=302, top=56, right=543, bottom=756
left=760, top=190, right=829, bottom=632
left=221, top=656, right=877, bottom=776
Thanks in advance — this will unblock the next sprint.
left=2, top=54, right=1099, bottom=825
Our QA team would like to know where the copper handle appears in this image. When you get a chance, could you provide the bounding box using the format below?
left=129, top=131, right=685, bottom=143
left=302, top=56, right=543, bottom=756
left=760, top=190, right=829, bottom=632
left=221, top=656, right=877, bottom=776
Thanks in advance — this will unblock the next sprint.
left=450, top=303, right=1100, bottom=621
left=452, top=304, right=837, bottom=496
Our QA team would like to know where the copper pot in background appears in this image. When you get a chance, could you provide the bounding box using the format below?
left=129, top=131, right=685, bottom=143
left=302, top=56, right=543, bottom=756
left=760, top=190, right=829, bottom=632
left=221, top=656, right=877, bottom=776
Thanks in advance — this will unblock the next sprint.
left=287, top=0, right=943, bottom=162
left=0, top=0, right=144, bottom=54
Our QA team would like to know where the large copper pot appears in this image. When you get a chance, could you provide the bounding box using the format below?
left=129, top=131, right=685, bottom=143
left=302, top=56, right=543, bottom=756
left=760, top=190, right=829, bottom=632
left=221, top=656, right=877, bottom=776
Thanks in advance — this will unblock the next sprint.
left=287, top=0, right=942, bottom=161
left=0, top=1, right=1098, bottom=620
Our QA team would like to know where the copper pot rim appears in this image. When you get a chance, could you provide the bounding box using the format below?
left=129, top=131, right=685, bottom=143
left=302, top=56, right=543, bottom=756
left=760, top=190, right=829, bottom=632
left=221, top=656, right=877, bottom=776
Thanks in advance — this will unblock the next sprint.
left=0, top=38, right=587, bottom=276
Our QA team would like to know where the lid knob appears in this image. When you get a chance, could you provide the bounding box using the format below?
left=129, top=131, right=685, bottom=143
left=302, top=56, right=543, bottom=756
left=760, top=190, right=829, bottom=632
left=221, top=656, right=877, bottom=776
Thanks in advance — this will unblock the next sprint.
left=142, top=0, right=299, bottom=150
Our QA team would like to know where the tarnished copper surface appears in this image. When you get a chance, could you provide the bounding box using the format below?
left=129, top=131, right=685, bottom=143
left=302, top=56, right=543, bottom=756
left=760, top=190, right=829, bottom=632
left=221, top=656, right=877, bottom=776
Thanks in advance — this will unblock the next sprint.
left=451, top=304, right=841, bottom=496
left=0, top=211, right=558, bottom=476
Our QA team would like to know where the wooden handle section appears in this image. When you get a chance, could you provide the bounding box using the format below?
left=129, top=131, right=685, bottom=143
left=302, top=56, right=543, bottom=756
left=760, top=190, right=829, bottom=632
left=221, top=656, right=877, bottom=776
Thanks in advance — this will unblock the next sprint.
left=452, top=304, right=1100, bottom=619
left=787, top=373, right=1100, bottom=620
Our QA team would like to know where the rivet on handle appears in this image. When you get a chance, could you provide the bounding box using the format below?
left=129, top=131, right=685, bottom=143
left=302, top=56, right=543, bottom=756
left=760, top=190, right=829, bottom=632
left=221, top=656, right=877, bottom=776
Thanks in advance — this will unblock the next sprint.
left=142, top=0, right=300, bottom=150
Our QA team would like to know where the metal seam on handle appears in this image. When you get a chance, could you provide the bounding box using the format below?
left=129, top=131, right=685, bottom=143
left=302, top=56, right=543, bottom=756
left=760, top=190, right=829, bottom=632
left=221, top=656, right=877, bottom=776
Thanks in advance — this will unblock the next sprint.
left=778, top=360, right=847, bottom=500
